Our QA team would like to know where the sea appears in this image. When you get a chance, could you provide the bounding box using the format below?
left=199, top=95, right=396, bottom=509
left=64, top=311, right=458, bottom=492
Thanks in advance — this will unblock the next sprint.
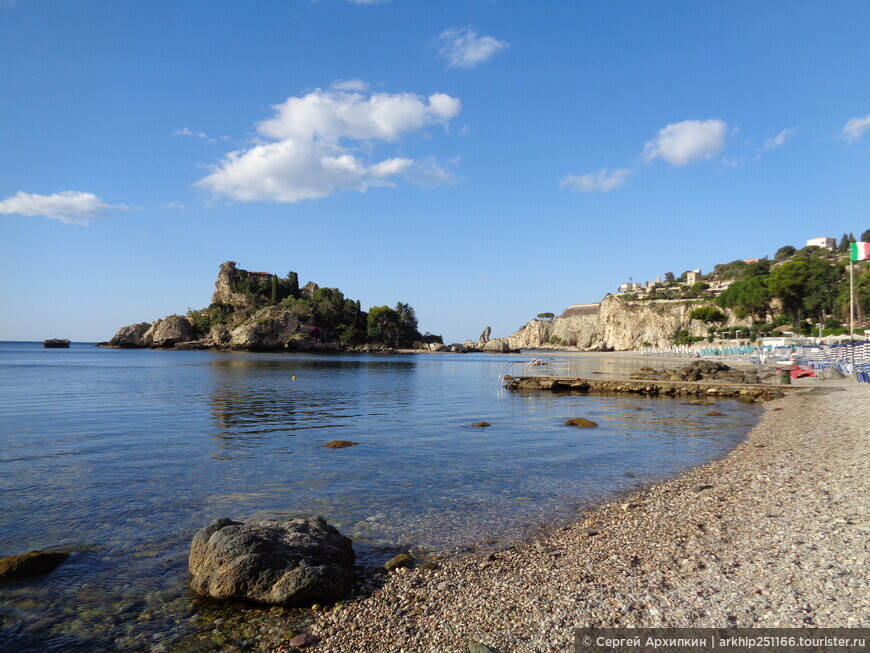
left=0, top=341, right=760, bottom=651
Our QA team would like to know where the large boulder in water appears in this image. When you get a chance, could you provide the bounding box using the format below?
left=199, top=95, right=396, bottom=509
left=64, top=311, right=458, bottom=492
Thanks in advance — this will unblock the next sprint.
left=107, top=322, right=151, bottom=348
left=189, top=516, right=355, bottom=606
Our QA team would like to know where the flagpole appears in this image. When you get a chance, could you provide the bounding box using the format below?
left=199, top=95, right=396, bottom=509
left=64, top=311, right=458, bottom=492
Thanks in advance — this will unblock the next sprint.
left=849, top=256, right=855, bottom=371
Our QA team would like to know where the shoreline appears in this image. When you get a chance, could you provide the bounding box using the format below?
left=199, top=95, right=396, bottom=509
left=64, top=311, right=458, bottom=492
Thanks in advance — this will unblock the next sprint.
left=298, top=377, right=868, bottom=651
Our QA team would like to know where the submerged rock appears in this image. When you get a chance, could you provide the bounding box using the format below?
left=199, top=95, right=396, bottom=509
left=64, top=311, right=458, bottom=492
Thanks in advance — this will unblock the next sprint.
left=189, top=517, right=355, bottom=606
left=0, top=551, right=70, bottom=580
left=565, top=417, right=599, bottom=428
left=323, top=440, right=360, bottom=449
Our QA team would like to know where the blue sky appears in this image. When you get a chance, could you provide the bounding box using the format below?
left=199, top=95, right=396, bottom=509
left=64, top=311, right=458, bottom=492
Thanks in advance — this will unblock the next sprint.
left=1, top=1, right=869, bottom=343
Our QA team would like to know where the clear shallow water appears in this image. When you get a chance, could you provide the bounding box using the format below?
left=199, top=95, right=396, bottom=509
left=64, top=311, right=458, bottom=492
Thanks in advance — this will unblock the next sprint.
left=0, top=342, right=760, bottom=650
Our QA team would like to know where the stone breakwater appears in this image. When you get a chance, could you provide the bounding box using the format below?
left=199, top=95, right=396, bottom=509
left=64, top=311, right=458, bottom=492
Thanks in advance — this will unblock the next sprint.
left=274, top=379, right=868, bottom=652
left=504, top=375, right=791, bottom=402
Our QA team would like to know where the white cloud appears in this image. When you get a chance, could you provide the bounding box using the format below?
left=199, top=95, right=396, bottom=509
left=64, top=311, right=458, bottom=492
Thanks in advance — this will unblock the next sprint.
left=173, top=126, right=217, bottom=143
left=642, top=119, right=727, bottom=166
left=197, top=82, right=461, bottom=203
left=764, top=128, right=797, bottom=150
left=436, top=28, right=509, bottom=69
left=0, top=191, right=128, bottom=225
left=842, top=114, right=870, bottom=144
left=560, top=168, right=632, bottom=193
left=162, top=201, right=186, bottom=210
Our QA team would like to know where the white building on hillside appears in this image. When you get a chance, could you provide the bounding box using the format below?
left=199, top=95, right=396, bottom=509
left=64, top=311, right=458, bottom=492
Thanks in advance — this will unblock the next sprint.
left=806, top=237, right=835, bottom=249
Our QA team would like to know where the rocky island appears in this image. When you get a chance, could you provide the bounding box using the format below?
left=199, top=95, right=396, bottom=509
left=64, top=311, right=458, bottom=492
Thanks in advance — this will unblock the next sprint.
left=103, top=261, right=439, bottom=353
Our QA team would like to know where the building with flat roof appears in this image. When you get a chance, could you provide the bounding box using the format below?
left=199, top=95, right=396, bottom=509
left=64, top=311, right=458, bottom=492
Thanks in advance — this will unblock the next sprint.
left=561, top=303, right=601, bottom=317
left=806, top=237, right=835, bottom=249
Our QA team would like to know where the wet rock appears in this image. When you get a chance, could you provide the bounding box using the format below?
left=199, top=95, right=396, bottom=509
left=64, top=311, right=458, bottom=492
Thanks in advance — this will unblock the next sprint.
left=289, top=632, right=318, bottom=648
left=706, top=411, right=724, bottom=417
left=323, top=440, right=360, bottom=449
left=384, top=553, right=413, bottom=572
left=565, top=418, right=599, bottom=428
left=471, top=422, right=492, bottom=428
left=189, top=517, right=355, bottom=606
left=0, top=551, right=70, bottom=580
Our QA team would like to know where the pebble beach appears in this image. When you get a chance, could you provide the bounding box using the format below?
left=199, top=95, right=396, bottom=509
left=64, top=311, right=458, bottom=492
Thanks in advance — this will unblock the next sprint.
left=299, top=377, right=869, bottom=652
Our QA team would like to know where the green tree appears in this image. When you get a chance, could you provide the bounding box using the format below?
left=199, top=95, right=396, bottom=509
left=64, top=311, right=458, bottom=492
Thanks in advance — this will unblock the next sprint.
left=367, top=305, right=402, bottom=346
left=395, top=302, right=420, bottom=345
left=537, top=312, right=555, bottom=321
left=838, top=234, right=851, bottom=253
left=664, top=271, right=675, bottom=283
left=286, top=271, right=300, bottom=298
left=767, top=256, right=841, bottom=324
left=689, top=306, right=727, bottom=323
left=715, top=276, right=772, bottom=321
left=775, top=245, right=796, bottom=260
left=861, top=229, right=870, bottom=242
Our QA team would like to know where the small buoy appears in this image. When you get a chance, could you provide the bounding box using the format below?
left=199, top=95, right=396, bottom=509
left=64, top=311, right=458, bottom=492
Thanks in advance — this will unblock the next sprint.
left=452, top=368, right=456, bottom=372
left=291, top=376, right=296, bottom=380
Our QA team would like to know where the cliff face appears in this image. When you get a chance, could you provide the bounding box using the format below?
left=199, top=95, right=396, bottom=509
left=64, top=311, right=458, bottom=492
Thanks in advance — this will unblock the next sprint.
left=212, top=261, right=252, bottom=309
left=508, top=296, right=716, bottom=351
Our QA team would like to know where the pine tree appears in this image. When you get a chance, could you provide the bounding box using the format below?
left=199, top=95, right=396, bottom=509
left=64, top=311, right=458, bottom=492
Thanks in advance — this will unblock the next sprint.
left=286, top=271, right=299, bottom=298
left=839, top=234, right=850, bottom=252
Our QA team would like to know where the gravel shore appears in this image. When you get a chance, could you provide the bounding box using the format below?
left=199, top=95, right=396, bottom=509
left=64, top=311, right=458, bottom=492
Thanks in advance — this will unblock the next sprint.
left=302, top=378, right=869, bottom=652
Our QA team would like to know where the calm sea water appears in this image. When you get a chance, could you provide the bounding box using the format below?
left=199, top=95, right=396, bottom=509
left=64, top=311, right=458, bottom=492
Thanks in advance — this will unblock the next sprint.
left=0, top=342, right=759, bottom=650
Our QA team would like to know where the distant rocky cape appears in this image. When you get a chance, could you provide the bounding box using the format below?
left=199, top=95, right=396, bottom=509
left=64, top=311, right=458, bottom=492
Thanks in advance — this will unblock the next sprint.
left=504, top=296, right=748, bottom=351
left=101, top=262, right=516, bottom=354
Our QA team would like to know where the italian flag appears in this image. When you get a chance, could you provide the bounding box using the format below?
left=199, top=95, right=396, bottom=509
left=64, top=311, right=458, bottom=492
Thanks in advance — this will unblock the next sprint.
left=851, top=241, right=870, bottom=261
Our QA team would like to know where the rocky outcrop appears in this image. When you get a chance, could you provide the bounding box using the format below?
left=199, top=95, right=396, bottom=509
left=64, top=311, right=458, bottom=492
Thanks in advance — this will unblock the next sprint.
left=144, top=315, right=194, bottom=348
left=481, top=337, right=514, bottom=353
left=228, top=307, right=300, bottom=350
left=508, top=296, right=739, bottom=351
left=189, top=517, right=355, bottom=606
left=107, top=322, right=152, bottom=348
left=630, top=360, right=760, bottom=385
left=301, top=281, right=320, bottom=299
left=212, top=261, right=251, bottom=309
left=42, top=339, right=70, bottom=348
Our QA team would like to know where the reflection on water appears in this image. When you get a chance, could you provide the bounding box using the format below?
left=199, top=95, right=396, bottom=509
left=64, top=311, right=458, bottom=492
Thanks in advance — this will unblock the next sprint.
left=0, top=344, right=760, bottom=651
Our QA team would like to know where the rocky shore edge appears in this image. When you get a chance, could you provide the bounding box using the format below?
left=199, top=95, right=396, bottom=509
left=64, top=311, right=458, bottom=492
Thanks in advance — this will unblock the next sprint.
left=287, top=378, right=868, bottom=652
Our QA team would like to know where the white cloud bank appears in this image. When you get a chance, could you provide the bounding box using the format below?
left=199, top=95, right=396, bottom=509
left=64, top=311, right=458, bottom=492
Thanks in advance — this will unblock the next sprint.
left=436, top=28, right=509, bottom=69
left=196, top=82, right=461, bottom=203
left=0, top=190, right=127, bottom=225
left=560, top=168, right=632, bottom=194
left=842, top=113, right=870, bottom=144
left=643, top=119, right=727, bottom=166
